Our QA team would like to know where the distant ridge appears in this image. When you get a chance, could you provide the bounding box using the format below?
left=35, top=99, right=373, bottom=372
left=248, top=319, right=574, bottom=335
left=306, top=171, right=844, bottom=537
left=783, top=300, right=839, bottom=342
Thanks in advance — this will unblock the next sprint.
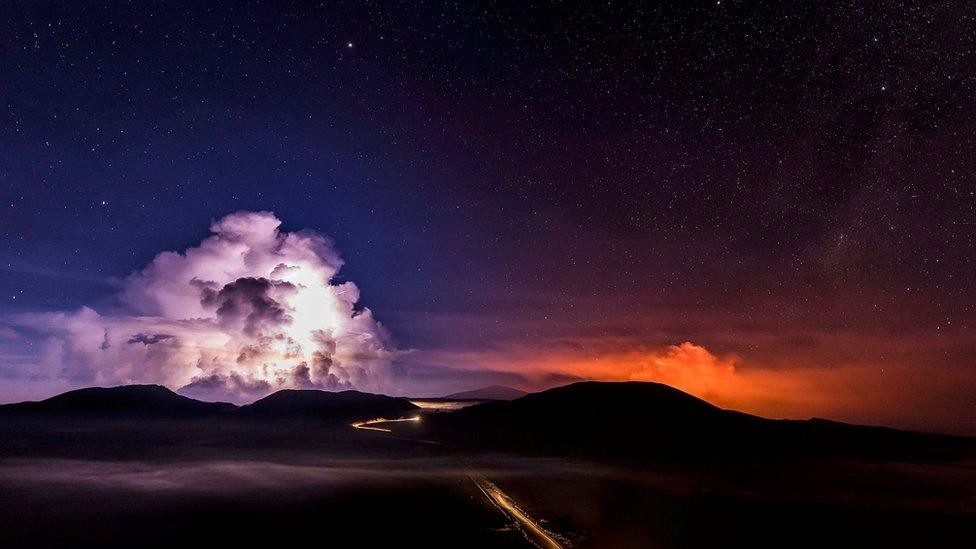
left=237, top=389, right=418, bottom=421
left=0, top=385, right=235, bottom=419
left=442, top=385, right=527, bottom=401
left=0, top=386, right=418, bottom=423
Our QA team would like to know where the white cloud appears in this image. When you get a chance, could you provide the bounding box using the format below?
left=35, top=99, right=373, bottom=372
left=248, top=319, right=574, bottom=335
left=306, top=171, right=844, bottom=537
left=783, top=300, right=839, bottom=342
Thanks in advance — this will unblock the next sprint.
left=7, top=211, right=396, bottom=402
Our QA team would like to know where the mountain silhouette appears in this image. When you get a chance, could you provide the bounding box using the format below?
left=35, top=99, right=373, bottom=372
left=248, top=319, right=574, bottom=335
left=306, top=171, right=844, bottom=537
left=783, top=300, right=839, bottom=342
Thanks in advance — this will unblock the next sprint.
left=442, top=385, right=527, bottom=400
left=2, top=381, right=971, bottom=462
left=0, top=385, right=235, bottom=419
left=0, top=386, right=419, bottom=424
left=422, top=381, right=974, bottom=460
left=237, top=389, right=418, bottom=421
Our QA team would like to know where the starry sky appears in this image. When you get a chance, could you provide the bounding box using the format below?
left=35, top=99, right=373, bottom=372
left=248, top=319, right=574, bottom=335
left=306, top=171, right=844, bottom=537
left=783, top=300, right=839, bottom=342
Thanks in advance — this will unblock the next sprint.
left=1, top=1, right=974, bottom=432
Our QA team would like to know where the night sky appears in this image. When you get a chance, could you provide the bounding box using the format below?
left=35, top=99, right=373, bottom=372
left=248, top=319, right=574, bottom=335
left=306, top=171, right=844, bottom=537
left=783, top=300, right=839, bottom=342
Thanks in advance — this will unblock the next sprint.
left=1, top=1, right=974, bottom=432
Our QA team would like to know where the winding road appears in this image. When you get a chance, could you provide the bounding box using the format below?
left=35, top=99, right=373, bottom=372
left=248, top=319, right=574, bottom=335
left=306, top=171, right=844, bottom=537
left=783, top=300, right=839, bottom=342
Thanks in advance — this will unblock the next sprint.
left=351, top=415, right=565, bottom=549
left=350, top=415, right=421, bottom=432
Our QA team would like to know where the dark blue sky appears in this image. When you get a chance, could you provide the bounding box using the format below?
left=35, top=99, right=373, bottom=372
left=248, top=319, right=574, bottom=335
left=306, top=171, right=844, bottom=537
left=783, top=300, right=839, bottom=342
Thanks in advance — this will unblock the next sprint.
left=0, top=2, right=514, bottom=340
left=1, top=1, right=975, bottom=430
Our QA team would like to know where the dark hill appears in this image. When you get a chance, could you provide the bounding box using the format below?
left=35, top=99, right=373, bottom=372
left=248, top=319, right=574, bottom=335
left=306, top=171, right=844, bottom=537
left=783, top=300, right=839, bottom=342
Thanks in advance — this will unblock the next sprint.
left=237, top=389, right=418, bottom=422
left=426, top=381, right=759, bottom=455
left=442, top=385, right=527, bottom=400
left=0, top=385, right=235, bottom=419
left=422, top=381, right=975, bottom=461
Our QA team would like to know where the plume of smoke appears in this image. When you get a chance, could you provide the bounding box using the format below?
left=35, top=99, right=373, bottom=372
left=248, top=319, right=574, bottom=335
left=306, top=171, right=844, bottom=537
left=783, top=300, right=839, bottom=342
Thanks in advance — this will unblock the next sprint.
left=9, top=212, right=396, bottom=402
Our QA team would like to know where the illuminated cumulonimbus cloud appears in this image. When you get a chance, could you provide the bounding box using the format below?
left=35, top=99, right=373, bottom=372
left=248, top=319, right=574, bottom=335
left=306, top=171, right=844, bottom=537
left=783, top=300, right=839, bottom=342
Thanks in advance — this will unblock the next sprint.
left=14, top=211, right=396, bottom=402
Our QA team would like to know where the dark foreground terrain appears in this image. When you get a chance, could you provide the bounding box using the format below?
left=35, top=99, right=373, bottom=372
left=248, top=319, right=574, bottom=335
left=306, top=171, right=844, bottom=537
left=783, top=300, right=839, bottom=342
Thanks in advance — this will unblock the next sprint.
left=1, top=382, right=975, bottom=548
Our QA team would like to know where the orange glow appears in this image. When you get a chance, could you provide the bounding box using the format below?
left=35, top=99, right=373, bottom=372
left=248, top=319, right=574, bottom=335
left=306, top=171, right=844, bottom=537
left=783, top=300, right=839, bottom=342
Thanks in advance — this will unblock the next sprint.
left=413, top=339, right=975, bottom=431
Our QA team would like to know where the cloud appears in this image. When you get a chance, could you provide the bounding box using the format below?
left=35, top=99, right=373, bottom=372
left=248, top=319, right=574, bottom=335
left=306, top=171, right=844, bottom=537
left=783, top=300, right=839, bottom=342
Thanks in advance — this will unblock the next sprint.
left=202, top=276, right=297, bottom=336
left=126, top=333, right=175, bottom=345
left=179, top=371, right=273, bottom=402
left=7, top=212, right=396, bottom=402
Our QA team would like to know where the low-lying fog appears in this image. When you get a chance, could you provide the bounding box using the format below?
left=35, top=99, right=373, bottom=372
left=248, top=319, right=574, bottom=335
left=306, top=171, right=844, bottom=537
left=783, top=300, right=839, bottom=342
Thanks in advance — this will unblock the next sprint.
left=4, top=451, right=976, bottom=548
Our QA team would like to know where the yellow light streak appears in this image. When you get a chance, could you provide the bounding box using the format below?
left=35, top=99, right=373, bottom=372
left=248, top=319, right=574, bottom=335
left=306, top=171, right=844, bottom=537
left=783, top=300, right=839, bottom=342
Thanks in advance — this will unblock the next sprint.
left=471, top=476, right=563, bottom=549
left=350, top=415, right=421, bottom=432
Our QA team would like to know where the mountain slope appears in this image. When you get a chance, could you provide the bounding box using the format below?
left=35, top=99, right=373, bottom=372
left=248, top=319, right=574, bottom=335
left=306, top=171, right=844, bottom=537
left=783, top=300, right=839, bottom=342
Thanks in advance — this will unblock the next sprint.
left=237, top=389, right=418, bottom=421
left=422, top=381, right=974, bottom=460
left=0, top=385, right=235, bottom=419
left=442, top=385, right=527, bottom=400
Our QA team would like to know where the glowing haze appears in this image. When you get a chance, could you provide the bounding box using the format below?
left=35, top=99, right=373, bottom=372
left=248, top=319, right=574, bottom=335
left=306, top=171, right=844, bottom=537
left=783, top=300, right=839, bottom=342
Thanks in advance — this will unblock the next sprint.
left=9, top=212, right=396, bottom=402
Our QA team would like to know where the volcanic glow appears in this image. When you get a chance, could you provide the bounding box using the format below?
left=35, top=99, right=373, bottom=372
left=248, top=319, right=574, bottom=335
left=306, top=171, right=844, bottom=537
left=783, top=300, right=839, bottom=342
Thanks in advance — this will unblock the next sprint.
left=10, top=212, right=396, bottom=402
left=409, top=338, right=963, bottom=428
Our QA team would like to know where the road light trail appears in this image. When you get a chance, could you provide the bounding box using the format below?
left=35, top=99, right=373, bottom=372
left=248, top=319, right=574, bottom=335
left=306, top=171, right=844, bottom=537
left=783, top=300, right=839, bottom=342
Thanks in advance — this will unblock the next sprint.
left=349, top=414, right=563, bottom=548
left=470, top=475, right=563, bottom=549
left=350, top=416, right=421, bottom=432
